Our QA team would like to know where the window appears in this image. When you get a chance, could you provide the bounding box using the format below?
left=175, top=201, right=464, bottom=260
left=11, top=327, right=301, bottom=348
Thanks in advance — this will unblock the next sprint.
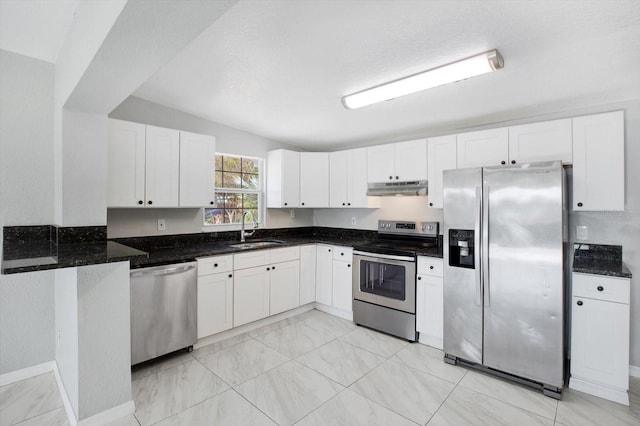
left=204, top=154, right=263, bottom=226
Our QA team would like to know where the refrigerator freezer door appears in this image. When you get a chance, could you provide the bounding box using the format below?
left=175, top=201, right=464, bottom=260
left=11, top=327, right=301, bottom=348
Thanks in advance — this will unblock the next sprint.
left=443, top=167, right=483, bottom=364
left=482, top=162, right=564, bottom=388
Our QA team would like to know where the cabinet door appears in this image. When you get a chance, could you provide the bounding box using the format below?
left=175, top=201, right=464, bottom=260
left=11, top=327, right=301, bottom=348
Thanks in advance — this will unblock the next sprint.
left=367, top=144, right=395, bottom=183
left=315, top=245, right=333, bottom=306
left=145, top=125, right=180, bottom=207
left=267, top=150, right=300, bottom=208
left=416, top=274, right=444, bottom=349
left=395, top=139, right=428, bottom=181
left=269, top=260, right=300, bottom=315
left=508, top=119, right=572, bottom=164
left=457, top=128, right=509, bottom=168
left=300, top=153, right=329, bottom=207
left=179, top=131, right=216, bottom=207
left=107, top=119, right=146, bottom=207
left=347, top=147, right=378, bottom=208
left=332, top=260, right=353, bottom=312
left=571, top=296, right=629, bottom=389
left=427, top=135, right=457, bottom=208
left=329, top=151, right=348, bottom=207
left=299, top=245, right=317, bottom=305
left=572, top=111, right=624, bottom=211
left=197, top=272, right=233, bottom=338
left=233, top=266, right=270, bottom=327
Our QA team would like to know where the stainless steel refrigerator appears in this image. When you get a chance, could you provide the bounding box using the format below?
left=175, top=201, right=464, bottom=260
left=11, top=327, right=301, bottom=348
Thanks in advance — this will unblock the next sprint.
left=443, top=161, right=565, bottom=398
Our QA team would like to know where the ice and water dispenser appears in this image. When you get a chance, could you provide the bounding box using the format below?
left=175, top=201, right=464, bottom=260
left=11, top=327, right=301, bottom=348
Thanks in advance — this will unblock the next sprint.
left=448, top=229, right=475, bottom=269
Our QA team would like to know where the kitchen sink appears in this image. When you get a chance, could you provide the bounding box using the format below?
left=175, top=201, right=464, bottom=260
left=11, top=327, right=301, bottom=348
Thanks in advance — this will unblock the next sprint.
left=227, top=240, right=285, bottom=250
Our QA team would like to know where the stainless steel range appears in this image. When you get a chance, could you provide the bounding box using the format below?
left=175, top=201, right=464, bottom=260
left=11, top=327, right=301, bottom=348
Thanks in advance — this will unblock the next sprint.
left=352, top=220, right=439, bottom=341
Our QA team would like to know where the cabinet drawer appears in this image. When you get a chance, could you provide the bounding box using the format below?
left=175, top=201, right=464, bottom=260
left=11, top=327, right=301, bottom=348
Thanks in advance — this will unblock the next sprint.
left=234, top=250, right=271, bottom=270
left=332, top=246, right=353, bottom=261
left=197, top=255, right=233, bottom=276
left=417, top=256, right=443, bottom=277
left=269, top=246, right=300, bottom=264
left=572, top=273, right=630, bottom=304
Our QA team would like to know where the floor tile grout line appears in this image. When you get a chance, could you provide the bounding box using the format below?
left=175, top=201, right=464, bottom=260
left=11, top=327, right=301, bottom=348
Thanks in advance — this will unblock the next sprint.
left=230, top=386, right=283, bottom=426
left=423, top=369, right=467, bottom=426
left=131, top=352, right=197, bottom=382
left=385, top=352, right=468, bottom=386
left=8, top=405, right=65, bottom=426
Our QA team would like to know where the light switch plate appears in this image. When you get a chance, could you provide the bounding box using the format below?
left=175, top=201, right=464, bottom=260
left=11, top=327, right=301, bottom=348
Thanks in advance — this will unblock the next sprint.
left=576, top=225, right=588, bottom=241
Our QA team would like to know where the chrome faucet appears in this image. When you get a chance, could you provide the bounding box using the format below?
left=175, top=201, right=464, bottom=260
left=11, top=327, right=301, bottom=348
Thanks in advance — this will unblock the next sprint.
left=240, top=211, right=257, bottom=242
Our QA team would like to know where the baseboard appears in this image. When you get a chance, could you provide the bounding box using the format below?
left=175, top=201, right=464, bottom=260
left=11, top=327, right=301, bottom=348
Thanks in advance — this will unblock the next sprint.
left=0, top=360, right=56, bottom=386
left=314, top=303, right=353, bottom=321
left=569, top=376, right=629, bottom=406
left=630, top=365, right=640, bottom=378
left=77, top=400, right=135, bottom=426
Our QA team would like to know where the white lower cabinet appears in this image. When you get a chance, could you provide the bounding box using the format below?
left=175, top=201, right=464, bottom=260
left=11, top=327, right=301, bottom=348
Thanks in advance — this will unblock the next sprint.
left=269, top=260, right=300, bottom=315
left=299, top=245, right=317, bottom=305
left=233, top=246, right=301, bottom=327
left=416, top=257, right=444, bottom=349
left=316, top=245, right=353, bottom=314
left=570, top=272, right=630, bottom=405
left=233, top=266, right=271, bottom=327
left=197, top=255, right=234, bottom=338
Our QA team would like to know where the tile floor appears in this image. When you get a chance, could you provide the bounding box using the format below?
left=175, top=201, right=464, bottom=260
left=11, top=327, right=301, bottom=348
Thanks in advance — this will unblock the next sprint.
left=2, top=309, right=640, bottom=425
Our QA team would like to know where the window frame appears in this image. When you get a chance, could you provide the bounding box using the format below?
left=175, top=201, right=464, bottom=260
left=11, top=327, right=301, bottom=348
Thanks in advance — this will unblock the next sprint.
left=202, top=153, right=265, bottom=230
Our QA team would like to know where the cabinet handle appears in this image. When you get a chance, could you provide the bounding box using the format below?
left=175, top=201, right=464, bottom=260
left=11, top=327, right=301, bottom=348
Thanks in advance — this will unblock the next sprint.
left=501, top=161, right=506, bottom=165
left=429, top=265, right=434, bottom=270
left=138, top=200, right=143, bottom=205
left=347, top=203, right=351, bottom=206
left=347, top=264, right=351, bottom=268
left=389, top=176, right=393, bottom=180
left=328, top=249, right=331, bottom=252
left=210, top=201, right=214, bottom=205
left=342, top=203, right=346, bottom=206
left=418, top=276, right=422, bottom=280
left=284, top=202, right=288, bottom=206
left=577, top=300, right=583, bottom=306
left=429, top=202, right=433, bottom=207
left=340, top=253, right=344, bottom=256
left=301, top=202, right=305, bottom=206
left=597, top=286, right=604, bottom=292
left=148, top=200, right=153, bottom=205
left=395, top=176, right=399, bottom=180
left=511, top=160, right=516, bottom=164
left=214, top=263, right=218, bottom=267
left=228, top=274, right=232, bottom=278
left=267, top=267, right=270, bottom=271
left=577, top=202, right=583, bottom=207
left=272, top=265, right=276, bottom=270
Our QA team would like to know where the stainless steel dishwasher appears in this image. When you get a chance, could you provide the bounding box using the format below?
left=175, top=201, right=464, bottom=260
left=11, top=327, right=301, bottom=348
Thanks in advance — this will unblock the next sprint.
left=130, top=261, right=197, bottom=365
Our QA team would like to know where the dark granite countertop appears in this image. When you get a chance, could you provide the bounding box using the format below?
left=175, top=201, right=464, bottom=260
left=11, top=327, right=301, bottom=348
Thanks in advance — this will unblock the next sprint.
left=571, top=243, right=632, bottom=278
left=2, top=225, right=443, bottom=274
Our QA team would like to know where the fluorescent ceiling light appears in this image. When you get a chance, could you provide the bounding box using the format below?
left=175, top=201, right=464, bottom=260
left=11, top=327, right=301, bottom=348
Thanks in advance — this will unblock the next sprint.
left=342, top=49, right=504, bottom=110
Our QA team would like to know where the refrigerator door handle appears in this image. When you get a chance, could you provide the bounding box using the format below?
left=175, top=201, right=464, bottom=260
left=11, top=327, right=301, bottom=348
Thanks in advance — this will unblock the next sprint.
left=483, top=185, right=490, bottom=307
left=475, top=186, right=482, bottom=306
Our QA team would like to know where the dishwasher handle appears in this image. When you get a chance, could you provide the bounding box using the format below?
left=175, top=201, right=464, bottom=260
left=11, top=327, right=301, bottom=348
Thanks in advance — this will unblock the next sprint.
left=130, top=263, right=195, bottom=278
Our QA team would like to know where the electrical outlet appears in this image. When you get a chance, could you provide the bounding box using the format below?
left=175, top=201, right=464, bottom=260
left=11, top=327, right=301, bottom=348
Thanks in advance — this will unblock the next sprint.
left=157, top=219, right=166, bottom=231
left=290, top=209, right=295, bottom=219
left=351, top=217, right=357, bottom=226
left=576, top=225, right=588, bottom=241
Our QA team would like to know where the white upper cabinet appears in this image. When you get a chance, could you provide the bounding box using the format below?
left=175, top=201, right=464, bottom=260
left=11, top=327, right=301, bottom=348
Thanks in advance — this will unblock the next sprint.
left=179, top=131, right=216, bottom=207
left=330, top=148, right=379, bottom=208
left=457, top=128, right=509, bottom=168
left=300, top=152, right=329, bottom=207
left=267, top=149, right=300, bottom=208
left=367, top=140, right=427, bottom=183
left=145, top=125, right=180, bottom=207
left=108, top=119, right=146, bottom=207
left=572, top=111, right=624, bottom=211
left=427, top=135, right=457, bottom=208
left=508, top=119, right=572, bottom=164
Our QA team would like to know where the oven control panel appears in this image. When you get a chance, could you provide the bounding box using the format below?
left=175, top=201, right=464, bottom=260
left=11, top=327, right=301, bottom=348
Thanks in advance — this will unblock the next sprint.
left=378, top=220, right=439, bottom=237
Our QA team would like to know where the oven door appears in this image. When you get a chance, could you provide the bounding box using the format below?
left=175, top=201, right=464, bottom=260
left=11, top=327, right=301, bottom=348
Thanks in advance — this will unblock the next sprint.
left=352, top=251, right=416, bottom=314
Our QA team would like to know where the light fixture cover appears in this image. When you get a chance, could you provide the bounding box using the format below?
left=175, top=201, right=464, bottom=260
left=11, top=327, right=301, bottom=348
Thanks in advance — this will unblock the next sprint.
left=342, top=49, right=504, bottom=109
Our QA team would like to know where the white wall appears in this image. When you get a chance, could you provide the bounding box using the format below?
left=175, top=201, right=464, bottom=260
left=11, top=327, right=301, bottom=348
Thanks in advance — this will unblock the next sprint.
left=107, top=96, right=313, bottom=238
left=0, top=50, right=56, bottom=375
left=55, top=268, right=79, bottom=417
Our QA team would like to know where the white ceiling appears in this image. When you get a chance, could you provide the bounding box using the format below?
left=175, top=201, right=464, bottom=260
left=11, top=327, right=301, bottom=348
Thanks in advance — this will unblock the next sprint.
left=0, top=0, right=79, bottom=63
left=134, top=0, right=640, bottom=150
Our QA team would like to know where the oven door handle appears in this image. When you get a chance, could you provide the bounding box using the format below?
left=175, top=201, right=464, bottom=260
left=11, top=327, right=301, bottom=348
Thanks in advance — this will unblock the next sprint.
left=353, top=251, right=415, bottom=262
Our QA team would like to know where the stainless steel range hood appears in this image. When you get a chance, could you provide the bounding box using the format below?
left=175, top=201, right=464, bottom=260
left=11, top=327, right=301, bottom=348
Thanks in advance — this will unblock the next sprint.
left=367, top=180, right=428, bottom=196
